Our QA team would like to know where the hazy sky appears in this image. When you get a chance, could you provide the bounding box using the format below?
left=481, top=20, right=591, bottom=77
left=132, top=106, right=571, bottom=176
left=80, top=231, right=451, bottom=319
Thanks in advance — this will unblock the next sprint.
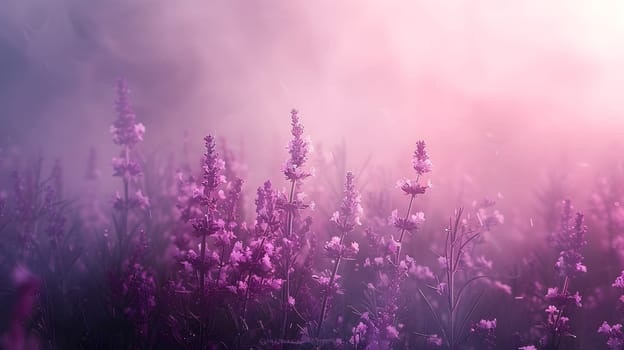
left=1, top=0, right=623, bottom=211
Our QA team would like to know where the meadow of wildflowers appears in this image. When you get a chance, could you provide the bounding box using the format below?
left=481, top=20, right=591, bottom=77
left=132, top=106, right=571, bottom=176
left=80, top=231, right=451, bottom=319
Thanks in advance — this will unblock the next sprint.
left=0, top=77, right=623, bottom=350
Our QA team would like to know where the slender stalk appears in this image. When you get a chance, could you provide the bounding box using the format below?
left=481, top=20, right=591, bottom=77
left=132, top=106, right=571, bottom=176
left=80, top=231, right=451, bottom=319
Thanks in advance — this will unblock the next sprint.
left=241, top=236, right=267, bottom=329
left=444, top=209, right=463, bottom=350
left=281, top=179, right=297, bottom=345
left=549, top=276, right=570, bottom=350
left=199, top=228, right=207, bottom=295
left=395, top=194, right=415, bottom=265
left=120, top=179, right=128, bottom=254
left=450, top=225, right=456, bottom=349
left=317, top=231, right=346, bottom=338
left=215, top=244, right=226, bottom=288
left=395, top=174, right=419, bottom=265
left=118, top=146, right=130, bottom=273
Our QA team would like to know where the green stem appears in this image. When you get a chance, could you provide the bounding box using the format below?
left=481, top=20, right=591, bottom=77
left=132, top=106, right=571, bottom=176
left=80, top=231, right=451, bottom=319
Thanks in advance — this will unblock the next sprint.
left=317, top=231, right=347, bottom=338
left=281, top=179, right=297, bottom=346
left=199, top=229, right=207, bottom=295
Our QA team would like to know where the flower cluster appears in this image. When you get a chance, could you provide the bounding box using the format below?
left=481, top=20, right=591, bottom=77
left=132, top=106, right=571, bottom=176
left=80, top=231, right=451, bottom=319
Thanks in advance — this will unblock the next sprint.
left=553, top=200, right=588, bottom=278
left=388, top=208, right=425, bottom=232
left=412, top=140, right=432, bottom=175
left=8, top=78, right=624, bottom=350
left=599, top=271, right=624, bottom=349
left=317, top=172, right=363, bottom=338
left=471, top=318, right=497, bottom=349
left=349, top=311, right=402, bottom=348
left=351, top=141, right=434, bottom=348
left=545, top=287, right=582, bottom=308
left=324, top=236, right=359, bottom=259
left=109, top=78, right=149, bottom=240
left=283, top=109, right=312, bottom=181
left=599, top=322, right=624, bottom=350
left=111, top=78, right=145, bottom=149
left=330, top=171, right=363, bottom=231
left=111, top=79, right=145, bottom=179
left=184, top=135, right=226, bottom=238
left=537, top=200, right=587, bottom=348
left=117, top=260, right=157, bottom=336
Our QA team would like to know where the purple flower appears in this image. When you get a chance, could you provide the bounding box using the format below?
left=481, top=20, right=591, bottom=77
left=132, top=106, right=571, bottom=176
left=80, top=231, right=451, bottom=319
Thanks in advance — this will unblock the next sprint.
left=409, top=263, right=435, bottom=280
left=109, top=78, right=147, bottom=227
left=324, top=236, right=359, bottom=259
left=201, top=135, right=226, bottom=195
left=598, top=322, right=624, bottom=349
left=389, top=208, right=425, bottom=232
left=330, top=171, right=363, bottom=230
left=553, top=200, right=588, bottom=279
left=614, top=271, right=624, bottom=289
left=545, top=287, right=582, bottom=308
left=397, top=178, right=430, bottom=196
left=385, top=325, right=399, bottom=340
left=350, top=321, right=368, bottom=345
left=253, top=181, right=281, bottom=237
left=179, top=135, right=226, bottom=237
left=113, top=259, right=156, bottom=337
left=412, top=140, right=432, bottom=175
left=471, top=318, right=497, bottom=349
left=112, top=157, right=142, bottom=178
left=219, top=177, right=243, bottom=230
left=283, top=109, right=312, bottom=181
left=600, top=270, right=624, bottom=349
left=111, top=78, right=145, bottom=149
left=176, top=172, right=203, bottom=223
left=427, top=334, right=443, bottom=347
left=538, top=200, right=587, bottom=347
left=316, top=172, right=364, bottom=338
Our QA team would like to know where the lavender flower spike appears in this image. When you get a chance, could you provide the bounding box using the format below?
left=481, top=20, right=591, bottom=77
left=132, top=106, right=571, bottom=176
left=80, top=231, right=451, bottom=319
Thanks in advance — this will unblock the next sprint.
left=555, top=212, right=588, bottom=279
left=283, top=109, right=312, bottom=181
left=201, top=135, right=226, bottom=196
left=111, top=78, right=145, bottom=149
left=330, top=171, right=363, bottom=231
left=412, top=140, right=432, bottom=175
left=318, top=171, right=363, bottom=338
left=111, top=79, right=145, bottom=180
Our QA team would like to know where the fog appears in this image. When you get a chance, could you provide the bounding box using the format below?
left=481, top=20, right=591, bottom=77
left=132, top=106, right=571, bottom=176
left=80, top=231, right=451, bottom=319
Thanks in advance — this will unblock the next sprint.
left=1, top=0, right=623, bottom=215
left=3, top=3, right=624, bottom=347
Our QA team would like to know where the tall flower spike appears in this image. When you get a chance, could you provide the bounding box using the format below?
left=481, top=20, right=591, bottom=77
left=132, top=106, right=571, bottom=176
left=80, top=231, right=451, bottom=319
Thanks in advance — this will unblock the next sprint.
left=555, top=202, right=588, bottom=279
left=412, top=140, right=432, bottom=175
left=399, top=140, right=432, bottom=196
left=331, top=171, right=363, bottom=230
left=254, top=181, right=280, bottom=236
left=317, top=171, right=363, bottom=338
left=202, top=135, right=226, bottom=196
left=541, top=200, right=587, bottom=348
left=111, top=79, right=145, bottom=180
left=283, top=109, right=312, bottom=181
left=111, top=78, right=145, bottom=149
left=599, top=271, right=624, bottom=348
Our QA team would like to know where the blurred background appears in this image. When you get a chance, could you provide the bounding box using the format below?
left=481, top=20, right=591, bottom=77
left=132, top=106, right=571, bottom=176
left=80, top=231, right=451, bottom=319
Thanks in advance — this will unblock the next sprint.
left=1, top=0, right=623, bottom=230
left=3, top=2, right=624, bottom=348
